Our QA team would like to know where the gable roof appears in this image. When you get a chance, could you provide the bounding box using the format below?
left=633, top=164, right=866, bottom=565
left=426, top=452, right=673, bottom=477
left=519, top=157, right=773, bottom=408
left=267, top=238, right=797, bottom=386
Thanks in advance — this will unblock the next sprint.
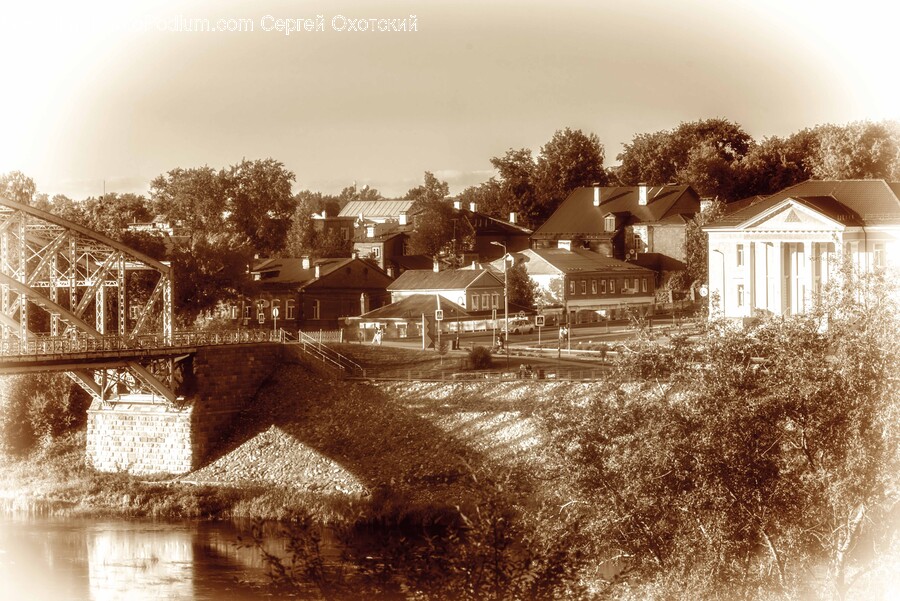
left=339, top=199, right=414, bottom=220
left=530, top=248, right=656, bottom=275
left=532, top=185, right=700, bottom=238
left=251, top=257, right=391, bottom=288
left=357, top=293, right=470, bottom=320
left=388, top=268, right=502, bottom=291
left=706, top=180, right=900, bottom=229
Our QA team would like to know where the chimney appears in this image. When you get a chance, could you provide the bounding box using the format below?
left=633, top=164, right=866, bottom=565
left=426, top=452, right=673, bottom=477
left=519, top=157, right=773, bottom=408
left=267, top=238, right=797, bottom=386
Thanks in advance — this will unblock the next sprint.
left=509, top=212, right=517, bottom=224
left=314, top=264, right=321, bottom=278
left=469, top=202, right=477, bottom=212
left=593, top=183, right=601, bottom=207
left=301, top=255, right=310, bottom=270
left=399, top=211, right=407, bottom=226
left=366, top=225, right=375, bottom=238
left=386, top=266, right=394, bottom=278
left=558, top=240, right=572, bottom=251
left=351, top=250, right=359, bottom=260
left=453, top=200, right=461, bottom=210
left=433, top=259, right=440, bottom=273
left=360, top=292, right=370, bottom=315
left=638, top=183, right=648, bottom=206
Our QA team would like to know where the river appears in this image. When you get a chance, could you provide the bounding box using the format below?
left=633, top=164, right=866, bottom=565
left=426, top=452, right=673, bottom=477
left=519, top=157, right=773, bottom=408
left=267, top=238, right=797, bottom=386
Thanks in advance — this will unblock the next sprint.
left=0, top=515, right=290, bottom=600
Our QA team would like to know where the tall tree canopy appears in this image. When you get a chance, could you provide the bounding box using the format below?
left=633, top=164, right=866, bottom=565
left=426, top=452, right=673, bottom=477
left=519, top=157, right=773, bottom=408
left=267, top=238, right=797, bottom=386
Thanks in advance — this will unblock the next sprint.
left=533, top=128, right=607, bottom=224
left=223, top=158, right=297, bottom=255
left=0, top=170, right=36, bottom=205
left=405, top=171, right=449, bottom=203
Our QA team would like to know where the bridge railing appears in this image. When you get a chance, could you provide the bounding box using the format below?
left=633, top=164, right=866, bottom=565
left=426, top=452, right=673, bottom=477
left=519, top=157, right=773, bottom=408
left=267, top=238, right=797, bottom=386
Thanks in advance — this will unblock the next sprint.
left=0, top=329, right=286, bottom=357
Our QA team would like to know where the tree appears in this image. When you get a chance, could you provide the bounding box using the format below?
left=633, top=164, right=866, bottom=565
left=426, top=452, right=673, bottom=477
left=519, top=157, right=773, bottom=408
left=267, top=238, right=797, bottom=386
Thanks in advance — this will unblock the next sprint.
left=683, top=199, right=725, bottom=286
left=0, top=170, right=36, bottom=205
left=405, top=171, right=449, bottom=204
left=222, top=158, right=297, bottom=255
left=406, top=198, right=458, bottom=259
left=457, top=179, right=506, bottom=220
left=80, top=192, right=154, bottom=237
left=810, top=120, right=900, bottom=180
left=546, top=271, right=900, bottom=600
left=616, top=119, right=753, bottom=200
left=506, top=261, right=537, bottom=310
left=533, top=128, right=606, bottom=224
left=735, top=130, right=818, bottom=198
left=490, top=148, right=538, bottom=224
left=339, top=183, right=383, bottom=205
left=150, top=166, right=226, bottom=249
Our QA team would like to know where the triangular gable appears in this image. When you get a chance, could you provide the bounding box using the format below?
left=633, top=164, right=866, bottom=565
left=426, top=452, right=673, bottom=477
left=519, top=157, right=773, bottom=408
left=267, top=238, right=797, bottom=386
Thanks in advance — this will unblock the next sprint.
left=738, top=198, right=846, bottom=232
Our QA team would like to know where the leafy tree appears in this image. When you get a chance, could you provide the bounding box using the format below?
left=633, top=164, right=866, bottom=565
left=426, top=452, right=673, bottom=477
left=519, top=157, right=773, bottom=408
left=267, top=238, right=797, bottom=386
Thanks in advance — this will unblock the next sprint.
left=545, top=269, right=900, bottom=600
left=80, top=192, right=154, bottom=237
left=405, top=171, right=449, bottom=204
left=457, top=178, right=505, bottom=219
left=0, top=170, right=36, bottom=205
left=150, top=166, right=226, bottom=248
left=810, top=120, right=900, bottom=180
left=683, top=199, right=725, bottom=285
left=735, top=130, right=818, bottom=197
left=406, top=198, right=457, bottom=259
left=223, top=158, right=297, bottom=255
left=533, top=128, right=606, bottom=224
left=616, top=118, right=753, bottom=200
left=506, top=260, right=537, bottom=310
left=490, top=148, right=538, bottom=224
left=339, top=183, right=383, bottom=204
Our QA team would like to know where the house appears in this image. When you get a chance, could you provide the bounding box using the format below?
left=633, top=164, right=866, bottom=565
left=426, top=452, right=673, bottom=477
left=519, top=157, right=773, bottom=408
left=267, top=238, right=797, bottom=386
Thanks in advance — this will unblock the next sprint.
left=351, top=293, right=470, bottom=341
left=352, top=199, right=532, bottom=275
left=338, top=199, right=415, bottom=223
left=493, top=248, right=657, bottom=324
left=240, top=256, right=394, bottom=329
left=703, top=179, right=900, bottom=319
left=531, top=184, right=701, bottom=265
left=387, top=268, right=505, bottom=314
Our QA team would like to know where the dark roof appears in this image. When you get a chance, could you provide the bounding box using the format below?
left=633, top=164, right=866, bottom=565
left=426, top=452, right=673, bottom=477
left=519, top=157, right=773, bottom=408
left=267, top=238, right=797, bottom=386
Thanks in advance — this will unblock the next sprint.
left=388, top=269, right=501, bottom=291
left=706, top=180, right=900, bottom=229
left=356, top=294, right=469, bottom=320
left=532, top=248, right=655, bottom=275
left=251, top=257, right=353, bottom=285
left=393, top=255, right=436, bottom=270
left=532, top=185, right=700, bottom=238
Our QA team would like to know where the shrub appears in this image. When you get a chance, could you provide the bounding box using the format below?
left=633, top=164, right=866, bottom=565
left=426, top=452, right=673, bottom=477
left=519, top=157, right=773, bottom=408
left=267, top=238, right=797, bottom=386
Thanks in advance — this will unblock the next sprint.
left=0, top=374, right=90, bottom=455
left=467, top=345, right=493, bottom=370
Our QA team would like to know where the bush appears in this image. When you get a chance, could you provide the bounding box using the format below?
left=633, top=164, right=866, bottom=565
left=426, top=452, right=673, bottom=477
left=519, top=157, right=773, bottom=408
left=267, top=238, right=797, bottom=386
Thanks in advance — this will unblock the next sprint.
left=0, top=374, right=90, bottom=456
left=467, top=345, right=493, bottom=370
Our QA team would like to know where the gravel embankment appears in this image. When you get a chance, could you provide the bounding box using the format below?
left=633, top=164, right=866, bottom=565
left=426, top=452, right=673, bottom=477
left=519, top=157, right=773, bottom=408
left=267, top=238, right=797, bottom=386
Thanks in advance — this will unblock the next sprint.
left=183, top=362, right=592, bottom=507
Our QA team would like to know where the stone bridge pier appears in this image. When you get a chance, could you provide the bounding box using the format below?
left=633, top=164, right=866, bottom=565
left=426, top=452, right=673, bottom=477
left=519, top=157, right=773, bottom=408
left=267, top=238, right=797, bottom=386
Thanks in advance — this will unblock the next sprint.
left=86, top=343, right=285, bottom=475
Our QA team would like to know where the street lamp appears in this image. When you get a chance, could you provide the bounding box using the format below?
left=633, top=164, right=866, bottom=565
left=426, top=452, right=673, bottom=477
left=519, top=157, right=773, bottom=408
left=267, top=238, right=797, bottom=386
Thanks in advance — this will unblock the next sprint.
left=490, top=241, right=510, bottom=369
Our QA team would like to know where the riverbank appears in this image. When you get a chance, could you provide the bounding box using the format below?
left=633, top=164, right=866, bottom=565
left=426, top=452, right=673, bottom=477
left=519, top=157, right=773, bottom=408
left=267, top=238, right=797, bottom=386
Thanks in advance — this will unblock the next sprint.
left=1, top=348, right=587, bottom=527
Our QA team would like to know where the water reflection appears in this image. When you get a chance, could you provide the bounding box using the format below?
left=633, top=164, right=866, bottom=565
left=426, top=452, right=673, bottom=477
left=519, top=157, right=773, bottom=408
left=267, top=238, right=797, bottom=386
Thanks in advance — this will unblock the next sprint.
left=0, top=516, right=273, bottom=601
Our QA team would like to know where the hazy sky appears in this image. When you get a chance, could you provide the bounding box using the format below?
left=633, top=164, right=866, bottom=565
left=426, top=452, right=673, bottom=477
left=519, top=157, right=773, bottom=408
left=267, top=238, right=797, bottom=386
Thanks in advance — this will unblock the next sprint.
left=1, top=0, right=897, bottom=200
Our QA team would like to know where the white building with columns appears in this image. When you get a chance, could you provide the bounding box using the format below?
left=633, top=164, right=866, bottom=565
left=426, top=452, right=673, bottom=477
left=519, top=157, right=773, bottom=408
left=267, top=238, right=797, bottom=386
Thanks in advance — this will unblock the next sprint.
left=704, top=180, right=900, bottom=318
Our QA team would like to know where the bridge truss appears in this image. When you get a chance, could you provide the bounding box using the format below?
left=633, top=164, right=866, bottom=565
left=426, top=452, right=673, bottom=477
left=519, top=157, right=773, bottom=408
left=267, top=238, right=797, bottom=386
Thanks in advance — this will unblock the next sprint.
left=0, top=196, right=180, bottom=404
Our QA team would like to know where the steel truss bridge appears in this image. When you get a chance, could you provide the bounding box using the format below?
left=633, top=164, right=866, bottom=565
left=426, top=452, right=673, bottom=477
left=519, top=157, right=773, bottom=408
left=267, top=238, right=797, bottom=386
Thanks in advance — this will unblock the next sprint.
left=0, top=196, right=281, bottom=406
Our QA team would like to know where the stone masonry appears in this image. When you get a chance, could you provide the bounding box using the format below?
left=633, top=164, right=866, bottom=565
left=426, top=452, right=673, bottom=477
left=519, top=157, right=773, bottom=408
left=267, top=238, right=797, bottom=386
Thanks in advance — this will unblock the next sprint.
left=86, top=343, right=285, bottom=475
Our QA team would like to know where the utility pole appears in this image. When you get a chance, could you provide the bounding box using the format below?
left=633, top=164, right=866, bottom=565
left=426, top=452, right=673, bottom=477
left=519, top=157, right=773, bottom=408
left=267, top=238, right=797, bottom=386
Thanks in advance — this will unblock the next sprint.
left=491, top=241, right=510, bottom=370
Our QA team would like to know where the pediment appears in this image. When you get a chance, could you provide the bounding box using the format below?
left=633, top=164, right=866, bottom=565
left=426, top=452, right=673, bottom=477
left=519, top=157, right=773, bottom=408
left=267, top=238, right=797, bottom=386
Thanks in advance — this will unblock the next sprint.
left=740, top=199, right=844, bottom=232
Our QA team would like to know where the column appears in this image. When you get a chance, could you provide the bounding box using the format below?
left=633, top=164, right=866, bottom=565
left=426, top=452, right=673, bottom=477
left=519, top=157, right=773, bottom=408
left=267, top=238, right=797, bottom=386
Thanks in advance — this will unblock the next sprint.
left=803, top=241, right=813, bottom=313
left=772, top=241, right=784, bottom=316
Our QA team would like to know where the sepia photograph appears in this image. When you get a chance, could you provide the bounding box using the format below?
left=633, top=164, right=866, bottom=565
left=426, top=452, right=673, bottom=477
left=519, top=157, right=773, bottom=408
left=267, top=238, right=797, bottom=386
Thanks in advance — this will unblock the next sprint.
left=1, top=1, right=898, bottom=599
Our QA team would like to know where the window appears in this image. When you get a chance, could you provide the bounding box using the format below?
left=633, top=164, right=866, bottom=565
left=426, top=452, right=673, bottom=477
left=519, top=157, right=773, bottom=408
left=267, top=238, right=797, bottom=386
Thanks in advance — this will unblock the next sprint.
left=604, top=214, right=615, bottom=232
left=736, top=244, right=744, bottom=267
left=230, top=305, right=238, bottom=319
left=601, top=279, right=607, bottom=294
left=591, top=280, right=597, bottom=294
left=311, top=300, right=320, bottom=320
left=243, top=304, right=251, bottom=319
left=609, top=279, right=616, bottom=294
left=471, top=294, right=479, bottom=311
left=874, top=243, right=885, bottom=268
left=737, top=284, right=745, bottom=307
left=580, top=280, right=586, bottom=295
left=341, top=227, right=350, bottom=241
left=641, top=277, right=648, bottom=292
left=373, top=247, right=381, bottom=258
left=569, top=280, right=575, bottom=295
left=482, top=293, right=489, bottom=308
left=633, top=278, right=639, bottom=291
left=286, top=299, right=296, bottom=320
left=492, top=293, right=500, bottom=309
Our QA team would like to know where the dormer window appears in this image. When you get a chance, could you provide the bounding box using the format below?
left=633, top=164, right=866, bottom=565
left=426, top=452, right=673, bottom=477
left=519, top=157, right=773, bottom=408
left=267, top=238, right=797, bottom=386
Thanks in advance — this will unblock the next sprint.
left=604, top=214, right=616, bottom=232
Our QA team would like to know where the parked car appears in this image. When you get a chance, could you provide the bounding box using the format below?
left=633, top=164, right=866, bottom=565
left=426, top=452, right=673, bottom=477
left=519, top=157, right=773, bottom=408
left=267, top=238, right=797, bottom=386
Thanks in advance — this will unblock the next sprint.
left=503, top=318, right=534, bottom=334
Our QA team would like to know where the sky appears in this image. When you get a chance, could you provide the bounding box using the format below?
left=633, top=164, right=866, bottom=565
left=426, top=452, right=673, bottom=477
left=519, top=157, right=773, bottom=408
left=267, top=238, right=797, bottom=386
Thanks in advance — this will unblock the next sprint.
left=0, top=0, right=897, bottom=200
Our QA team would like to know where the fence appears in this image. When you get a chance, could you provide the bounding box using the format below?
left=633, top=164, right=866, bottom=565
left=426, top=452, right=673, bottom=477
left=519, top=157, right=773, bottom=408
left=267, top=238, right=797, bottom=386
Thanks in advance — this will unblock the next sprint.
left=346, top=365, right=610, bottom=382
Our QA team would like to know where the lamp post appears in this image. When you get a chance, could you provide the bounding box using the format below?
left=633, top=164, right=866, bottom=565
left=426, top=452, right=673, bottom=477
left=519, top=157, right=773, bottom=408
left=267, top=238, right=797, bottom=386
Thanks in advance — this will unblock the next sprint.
left=491, top=241, right=510, bottom=369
